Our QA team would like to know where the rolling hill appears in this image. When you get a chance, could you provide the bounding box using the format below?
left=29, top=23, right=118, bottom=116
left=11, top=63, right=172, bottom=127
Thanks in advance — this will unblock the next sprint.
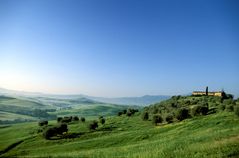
left=0, top=94, right=238, bottom=157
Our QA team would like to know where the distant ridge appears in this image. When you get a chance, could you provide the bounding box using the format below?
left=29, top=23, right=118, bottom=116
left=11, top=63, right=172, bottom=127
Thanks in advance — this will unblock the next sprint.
left=0, top=87, right=170, bottom=106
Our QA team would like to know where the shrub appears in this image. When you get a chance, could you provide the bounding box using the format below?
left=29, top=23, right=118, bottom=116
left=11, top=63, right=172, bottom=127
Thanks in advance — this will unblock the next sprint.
left=118, top=111, right=123, bottom=116
left=43, top=127, right=56, bottom=139
left=176, top=108, right=190, bottom=121
left=99, top=118, right=105, bottom=125
left=80, top=117, right=85, bottom=122
left=57, top=117, right=63, bottom=122
left=152, top=114, right=163, bottom=125
left=99, top=116, right=103, bottom=119
left=165, top=114, right=173, bottom=123
left=191, top=105, right=208, bottom=116
left=234, top=105, right=239, bottom=117
left=122, top=109, right=127, bottom=114
left=72, top=116, right=79, bottom=121
left=142, top=112, right=149, bottom=121
left=226, top=104, right=234, bottom=112
left=61, top=117, right=72, bottom=123
left=43, top=123, right=68, bottom=139
left=89, top=120, right=98, bottom=130
left=38, top=120, right=48, bottom=126
left=126, top=111, right=132, bottom=117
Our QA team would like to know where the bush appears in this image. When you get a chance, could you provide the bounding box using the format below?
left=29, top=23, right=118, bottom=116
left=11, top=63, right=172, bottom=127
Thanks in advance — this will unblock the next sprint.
left=226, top=104, right=234, bottom=112
left=38, top=120, right=48, bottom=126
left=142, top=112, right=149, bottom=121
left=122, top=109, right=127, bottom=114
left=234, top=105, right=239, bottom=117
left=176, top=108, right=190, bottom=121
left=60, top=116, right=72, bottom=123
left=89, top=120, right=98, bottom=130
left=152, top=114, right=163, bottom=125
left=72, top=116, right=79, bottom=121
left=126, top=111, right=132, bottom=117
left=57, top=117, right=63, bottom=122
left=118, top=111, right=123, bottom=116
left=165, top=114, right=173, bottom=123
left=80, top=117, right=85, bottom=122
left=191, top=105, right=208, bottom=116
left=43, top=123, right=68, bottom=139
left=99, top=118, right=105, bottom=125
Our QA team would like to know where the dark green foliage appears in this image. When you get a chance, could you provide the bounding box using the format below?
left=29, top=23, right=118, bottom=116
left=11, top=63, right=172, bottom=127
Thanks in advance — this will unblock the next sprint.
left=89, top=120, right=98, bottom=130
left=80, top=117, right=85, bottom=122
left=73, top=116, right=79, bottom=121
left=152, top=114, right=163, bottom=125
left=126, top=111, right=132, bottom=117
left=165, top=114, right=173, bottom=123
left=38, top=120, right=48, bottom=126
left=99, top=118, right=105, bottom=125
left=234, top=105, right=239, bottom=117
left=142, top=112, right=149, bottom=121
left=43, top=123, right=68, bottom=139
left=192, top=105, right=208, bottom=116
left=99, top=116, right=103, bottom=119
left=57, top=117, right=63, bottom=122
left=122, top=109, right=127, bottom=114
left=176, top=108, right=190, bottom=121
left=226, top=104, right=234, bottom=112
left=118, top=111, right=123, bottom=116
left=61, top=117, right=72, bottom=123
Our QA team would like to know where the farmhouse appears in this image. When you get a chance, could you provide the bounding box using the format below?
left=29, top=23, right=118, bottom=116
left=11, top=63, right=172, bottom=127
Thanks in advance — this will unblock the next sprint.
left=192, top=87, right=224, bottom=97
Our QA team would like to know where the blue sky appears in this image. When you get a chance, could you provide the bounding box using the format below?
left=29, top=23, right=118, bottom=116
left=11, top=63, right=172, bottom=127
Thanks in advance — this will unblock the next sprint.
left=0, top=0, right=238, bottom=97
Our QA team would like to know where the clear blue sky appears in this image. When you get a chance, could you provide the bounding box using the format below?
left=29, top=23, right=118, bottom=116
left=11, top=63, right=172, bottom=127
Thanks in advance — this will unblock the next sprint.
left=0, top=0, right=238, bottom=97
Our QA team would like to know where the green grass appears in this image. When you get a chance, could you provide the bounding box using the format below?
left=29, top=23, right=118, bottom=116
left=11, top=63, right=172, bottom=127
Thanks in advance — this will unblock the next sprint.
left=0, top=111, right=36, bottom=121
left=50, top=103, right=136, bottom=119
left=0, top=111, right=238, bottom=157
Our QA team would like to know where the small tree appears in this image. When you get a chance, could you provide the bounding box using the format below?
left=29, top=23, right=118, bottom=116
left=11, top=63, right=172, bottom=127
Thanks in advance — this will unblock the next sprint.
left=122, top=109, right=127, bottom=114
left=99, top=118, right=105, bottom=125
left=176, top=108, right=190, bottom=121
left=165, top=114, right=173, bottom=123
left=152, top=114, right=163, bottom=125
left=142, top=112, right=149, bottom=121
left=38, top=120, right=48, bottom=126
left=118, top=111, right=123, bottom=116
left=80, top=117, right=85, bottom=122
left=126, top=111, right=132, bottom=117
left=57, top=117, right=63, bottom=123
left=89, top=120, right=98, bottom=130
left=73, top=116, right=79, bottom=121
left=226, top=104, right=234, bottom=112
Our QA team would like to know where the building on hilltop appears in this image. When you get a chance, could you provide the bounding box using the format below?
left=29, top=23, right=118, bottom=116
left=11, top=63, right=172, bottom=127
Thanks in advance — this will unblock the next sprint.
left=192, top=87, right=225, bottom=97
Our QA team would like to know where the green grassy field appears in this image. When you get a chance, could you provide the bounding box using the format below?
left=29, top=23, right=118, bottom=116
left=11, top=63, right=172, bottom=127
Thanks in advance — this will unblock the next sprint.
left=0, top=111, right=238, bottom=158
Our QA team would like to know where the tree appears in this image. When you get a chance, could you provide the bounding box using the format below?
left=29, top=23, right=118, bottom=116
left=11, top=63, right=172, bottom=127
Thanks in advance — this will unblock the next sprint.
left=73, top=116, right=79, bottom=121
left=99, top=118, right=105, bottom=125
left=176, top=108, right=190, bottom=121
left=118, top=111, right=123, bottom=116
left=142, top=112, right=149, bottom=121
left=152, top=114, right=163, bottom=125
left=57, top=117, right=63, bottom=123
left=38, top=120, right=48, bottom=126
left=80, top=117, right=85, bottom=122
left=89, top=120, right=98, bottom=130
left=165, top=114, right=173, bottom=123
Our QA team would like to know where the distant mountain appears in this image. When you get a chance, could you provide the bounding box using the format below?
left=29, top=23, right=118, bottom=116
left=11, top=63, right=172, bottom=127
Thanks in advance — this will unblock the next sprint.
left=0, top=87, right=170, bottom=106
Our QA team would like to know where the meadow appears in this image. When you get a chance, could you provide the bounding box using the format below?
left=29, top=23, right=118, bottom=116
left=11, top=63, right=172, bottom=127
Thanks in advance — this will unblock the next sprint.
left=0, top=111, right=238, bottom=157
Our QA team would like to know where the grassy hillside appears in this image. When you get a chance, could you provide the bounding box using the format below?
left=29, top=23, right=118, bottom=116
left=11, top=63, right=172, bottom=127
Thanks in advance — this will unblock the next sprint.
left=0, top=95, right=136, bottom=123
left=0, top=111, right=238, bottom=157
